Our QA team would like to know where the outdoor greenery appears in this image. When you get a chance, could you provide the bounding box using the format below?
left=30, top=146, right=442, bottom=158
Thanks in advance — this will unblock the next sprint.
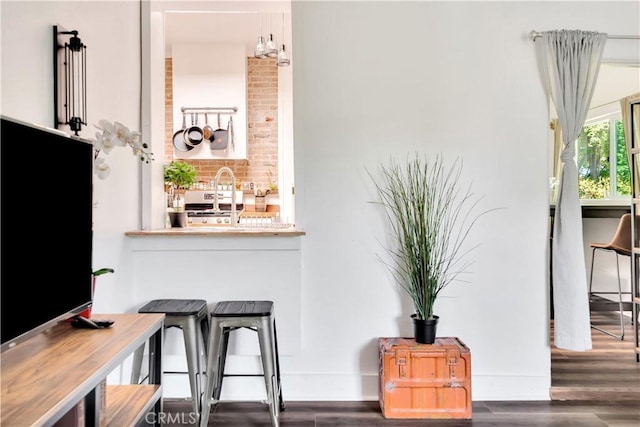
left=577, top=120, right=629, bottom=198
left=369, top=154, right=490, bottom=321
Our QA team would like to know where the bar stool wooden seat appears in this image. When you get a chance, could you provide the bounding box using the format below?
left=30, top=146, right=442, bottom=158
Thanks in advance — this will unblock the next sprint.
left=200, top=300, right=284, bottom=427
left=131, top=299, right=210, bottom=415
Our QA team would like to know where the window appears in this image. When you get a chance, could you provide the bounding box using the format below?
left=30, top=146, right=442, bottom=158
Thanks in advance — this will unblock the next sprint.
left=577, top=111, right=629, bottom=200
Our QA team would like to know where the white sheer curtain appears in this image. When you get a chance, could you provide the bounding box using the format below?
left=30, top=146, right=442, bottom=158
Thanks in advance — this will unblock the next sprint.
left=550, top=118, right=563, bottom=204
left=536, top=29, right=607, bottom=351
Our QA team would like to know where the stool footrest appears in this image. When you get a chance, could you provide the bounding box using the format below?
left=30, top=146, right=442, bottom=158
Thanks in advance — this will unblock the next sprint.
left=222, top=374, right=265, bottom=378
left=223, top=326, right=257, bottom=333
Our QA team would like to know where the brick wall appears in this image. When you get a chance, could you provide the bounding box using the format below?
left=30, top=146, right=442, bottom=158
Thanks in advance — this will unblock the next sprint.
left=164, top=57, right=278, bottom=192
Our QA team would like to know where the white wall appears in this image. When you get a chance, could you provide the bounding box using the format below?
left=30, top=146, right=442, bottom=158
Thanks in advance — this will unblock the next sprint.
left=172, top=43, right=248, bottom=159
left=0, top=0, right=143, bottom=316
left=3, top=0, right=639, bottom=402
left=290, top=0, right=638, bottom=401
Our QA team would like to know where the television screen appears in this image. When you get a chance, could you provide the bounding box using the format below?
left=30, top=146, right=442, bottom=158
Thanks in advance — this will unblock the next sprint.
left=1, top=115, right=94, bottom=351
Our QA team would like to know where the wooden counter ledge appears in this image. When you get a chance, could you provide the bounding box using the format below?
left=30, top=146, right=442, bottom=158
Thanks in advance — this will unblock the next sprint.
left=125, top=227, right=306, bottom=237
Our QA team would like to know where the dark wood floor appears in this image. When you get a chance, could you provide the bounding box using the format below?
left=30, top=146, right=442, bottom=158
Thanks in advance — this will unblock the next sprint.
left=162, top=399, right=639, bottom=426
left=161, top=312, right=639, bottom=426
left=551, top=311, right=639, bottom=401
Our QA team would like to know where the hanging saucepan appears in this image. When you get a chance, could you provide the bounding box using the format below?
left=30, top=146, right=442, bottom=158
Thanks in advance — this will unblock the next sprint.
left=210, top=113, right=229, bottom=150
left=202, top=113, right=215, bottom=141
left=183, top=113, right=204, bottom=147
left=172, top=113, right=194, bottom=152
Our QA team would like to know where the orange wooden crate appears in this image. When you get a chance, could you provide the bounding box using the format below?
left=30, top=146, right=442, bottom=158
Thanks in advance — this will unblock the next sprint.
left=378, top=337, right=472, bottom=419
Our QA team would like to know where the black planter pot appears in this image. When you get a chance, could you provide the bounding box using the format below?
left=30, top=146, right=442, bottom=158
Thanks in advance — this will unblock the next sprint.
left=168, top=211, right=188, bottom=228
left=412, top=314, right=439, bottom=344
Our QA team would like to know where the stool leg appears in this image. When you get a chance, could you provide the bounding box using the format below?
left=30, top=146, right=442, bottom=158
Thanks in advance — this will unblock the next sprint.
left=273, top=320, right=285, bottom=411
left=213, top=327, right=231, bottom=401
left=130, top=342, right=145, bottom=384
left=199, top=315, right=210, bottom=402
left=182, top=318, right=202, bottom=415
left=200, top=316, right=210, bottom=360
left=615, top=253, right=625, bottom=340
left=257, top=316, right=280, bottom=427
left=200, top=320, right=224, bottom=427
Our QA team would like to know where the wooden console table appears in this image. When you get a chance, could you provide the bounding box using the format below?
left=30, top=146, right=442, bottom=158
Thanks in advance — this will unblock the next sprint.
left=1, top=313, right=164, bottom=426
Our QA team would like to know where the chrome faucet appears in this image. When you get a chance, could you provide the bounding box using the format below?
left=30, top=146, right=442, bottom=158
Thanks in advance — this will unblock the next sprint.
left=213, top=167, right=237, bottom=226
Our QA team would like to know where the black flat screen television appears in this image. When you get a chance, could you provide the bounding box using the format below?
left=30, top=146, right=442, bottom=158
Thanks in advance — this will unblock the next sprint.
left=1, top=115, right=94, bottom=351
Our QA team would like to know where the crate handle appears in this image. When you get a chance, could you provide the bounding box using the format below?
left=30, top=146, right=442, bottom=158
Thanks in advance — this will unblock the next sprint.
left=395, top=350, right=409, bottom=378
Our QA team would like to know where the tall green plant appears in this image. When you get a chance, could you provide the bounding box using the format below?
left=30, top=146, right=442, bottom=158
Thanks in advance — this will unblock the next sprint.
left=369, top=154, right=488, bottom=320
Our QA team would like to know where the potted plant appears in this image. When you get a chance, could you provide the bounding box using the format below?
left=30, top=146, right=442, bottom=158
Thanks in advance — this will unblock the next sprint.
left=368, top=153, right=489, bottom=344
left=164, top=160, right=198, bottom=227
left=76, top=268, right=115, bottom=319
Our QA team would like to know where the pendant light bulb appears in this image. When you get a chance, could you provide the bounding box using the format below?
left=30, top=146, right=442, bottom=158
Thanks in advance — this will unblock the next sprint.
left=254, top=36, right=266, bottom=59
left=276, top=12, right=290, bottom=66
left=254, top=13, right=266, bottom=58
left=277, top=44, right=290, bottom=67
left=266, top=14, right=278, bottom=58
left=266, top=33, right=278, bottom=58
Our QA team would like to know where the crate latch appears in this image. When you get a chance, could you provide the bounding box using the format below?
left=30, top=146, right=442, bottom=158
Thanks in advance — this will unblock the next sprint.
left=446, top=349, right=460, bottom=382
left=395, top=349, right=409, bottom=379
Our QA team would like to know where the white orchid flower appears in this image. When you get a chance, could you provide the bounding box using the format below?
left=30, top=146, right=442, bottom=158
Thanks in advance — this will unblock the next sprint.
left=112, top=122, right=131, bottom=147
left=95, top=119, right=114, bottom=134
left=95, top=130, right=117, bottom=155
left=127, top=131, right=145, bottom=155
left=90, top=120, right=154, bottom=178
left=94, top=157, right=111, bottom=180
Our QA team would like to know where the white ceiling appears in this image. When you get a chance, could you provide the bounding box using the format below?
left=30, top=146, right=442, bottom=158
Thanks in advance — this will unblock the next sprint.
left=164, top=9, right=291, bottom=57
left=592, top=65, right=640, bottom=108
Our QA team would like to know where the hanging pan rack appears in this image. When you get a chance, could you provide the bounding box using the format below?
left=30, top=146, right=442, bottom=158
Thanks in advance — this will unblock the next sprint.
left=178, top=107, right=238, bottom=151
left=181, top=106, right=238, bottom=114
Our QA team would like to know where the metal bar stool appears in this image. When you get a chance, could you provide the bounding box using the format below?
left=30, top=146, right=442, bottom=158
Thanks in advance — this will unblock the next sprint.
left=588, top=213, right=635, bottom=340
left=131, top=299, right=210, bottom=415
left=200, top=300, right=284, bottom=427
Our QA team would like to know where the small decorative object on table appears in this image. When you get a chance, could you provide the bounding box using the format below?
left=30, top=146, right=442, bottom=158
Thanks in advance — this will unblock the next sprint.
left=75, top=268, right=114, bottom=319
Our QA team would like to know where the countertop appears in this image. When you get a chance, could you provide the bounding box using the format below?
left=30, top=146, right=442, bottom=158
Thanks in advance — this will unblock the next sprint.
left=125, top=227, right=306, bottom=237
left=549, top=203, right=630, bottom=218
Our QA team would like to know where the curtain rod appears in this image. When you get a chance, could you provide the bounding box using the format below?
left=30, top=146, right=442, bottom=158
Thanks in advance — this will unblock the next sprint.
left=529, top=30, right=640, bottom=41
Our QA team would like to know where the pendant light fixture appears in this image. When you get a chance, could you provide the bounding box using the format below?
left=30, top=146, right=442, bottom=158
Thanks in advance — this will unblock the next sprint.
left=265, top=14, right=278, bottom=58
left=277, top=13, right=290, bottom=67
left=254, top=13, right=266, bottom=58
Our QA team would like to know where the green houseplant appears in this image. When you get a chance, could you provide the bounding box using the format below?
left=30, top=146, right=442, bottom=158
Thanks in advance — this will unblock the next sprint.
left=164, top=160, right=198, bottom=227
left=369, top=153, right=488, bottom=344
